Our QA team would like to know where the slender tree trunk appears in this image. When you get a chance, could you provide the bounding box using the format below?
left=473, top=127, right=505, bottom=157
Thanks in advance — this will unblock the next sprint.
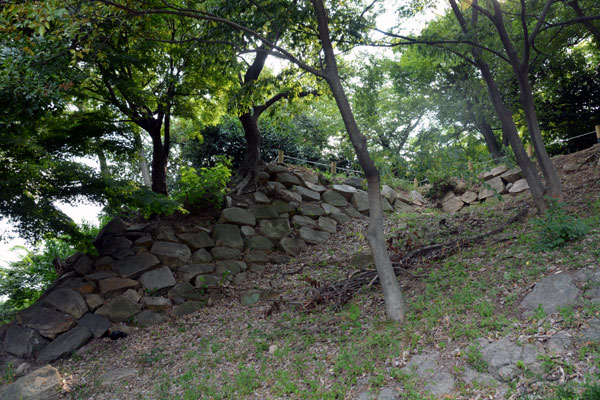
left=479, top=119, right=504, bottom=162
left=97, top=149, right=109, bottom=175
left=133, top=132, right=151, bottom=187
left=312, top=0, right=405, bottom=322
left=516, top=74, right=563, bottom=199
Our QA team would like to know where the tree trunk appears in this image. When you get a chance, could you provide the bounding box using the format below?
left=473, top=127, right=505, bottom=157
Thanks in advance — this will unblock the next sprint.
left=478, top=119, right=505, bottom=162
left=516, top=73, right=563, bottom=199
left=312, top=0, right=406, bottom=322
left=239, top=112, right=263, bottom=174
left=133, top=132, right=151, bottom=187
left=97, top=148, right=109, bottom=175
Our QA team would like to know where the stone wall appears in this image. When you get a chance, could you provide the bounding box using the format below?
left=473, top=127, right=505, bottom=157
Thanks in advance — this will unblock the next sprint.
left=0, top=163, right=425, bottom=368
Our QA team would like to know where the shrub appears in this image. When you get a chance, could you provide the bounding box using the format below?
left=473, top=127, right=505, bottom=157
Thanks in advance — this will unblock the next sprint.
left=105, top=182, right=184, bottom=219
left=532, top=198, right=589, bottom=251
left=425, top=171, right=456, bottom=201
left=176, top=157, right=232, bottom=209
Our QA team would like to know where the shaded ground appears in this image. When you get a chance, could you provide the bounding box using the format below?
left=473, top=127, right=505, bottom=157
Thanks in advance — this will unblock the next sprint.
left=42, top=147, right=600, bottom=399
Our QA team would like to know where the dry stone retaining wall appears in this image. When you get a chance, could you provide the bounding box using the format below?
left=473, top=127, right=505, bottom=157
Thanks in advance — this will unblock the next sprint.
left=0, top=163, right=424, bottom=368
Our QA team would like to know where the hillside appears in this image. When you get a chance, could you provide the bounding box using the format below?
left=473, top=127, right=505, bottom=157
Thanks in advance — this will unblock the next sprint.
left=2, top=146, right=600, bottom=399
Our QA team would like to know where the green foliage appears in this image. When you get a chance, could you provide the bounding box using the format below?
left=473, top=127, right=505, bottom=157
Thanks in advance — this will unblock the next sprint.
left=465, top=344, right=488, bottom=373
left=532, top=199, right=590, bottom=251
left=0, top=236, right=76, bottom=324
left=105, top=182, right=184, bottom=219
left=175, top=157, right=232, bottom=209
left=424, top=172, right=456, bottom=201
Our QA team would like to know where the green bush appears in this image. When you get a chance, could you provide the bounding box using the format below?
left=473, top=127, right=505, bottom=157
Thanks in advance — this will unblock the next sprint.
left=532, top=199, right=589, bottom=251
left=176, top=157, right=232, bottom=209
left=105, top=182, right=184, bottom=219
left=425, top=171, right=456, bottom=201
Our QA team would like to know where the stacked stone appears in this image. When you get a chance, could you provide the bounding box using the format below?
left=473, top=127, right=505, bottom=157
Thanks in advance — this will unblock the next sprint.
left=439, top=165, right=529, bottom=213
left=1, top=163, right=419, bottom=367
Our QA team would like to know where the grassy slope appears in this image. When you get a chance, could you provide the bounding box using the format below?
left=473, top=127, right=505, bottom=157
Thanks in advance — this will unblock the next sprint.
left=56, top=150, right=600, bottom=400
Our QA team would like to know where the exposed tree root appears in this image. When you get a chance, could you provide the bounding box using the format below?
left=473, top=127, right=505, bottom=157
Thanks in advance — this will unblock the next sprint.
left=303, top=207, right=529, bottom=311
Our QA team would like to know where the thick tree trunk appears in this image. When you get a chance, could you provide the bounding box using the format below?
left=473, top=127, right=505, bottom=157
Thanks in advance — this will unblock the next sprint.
left=150, top=134, right=168, bottom=196
left=234, top=112, right=264, bottom=194
left=312, top=0, right=405, bottom=322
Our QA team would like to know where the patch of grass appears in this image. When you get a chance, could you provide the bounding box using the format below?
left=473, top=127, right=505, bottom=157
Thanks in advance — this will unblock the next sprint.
left=465, top=343, right=488, bottom=373
left=532, top=199, right=590, bottom=251
left=137, top=347, right=166, bottom=366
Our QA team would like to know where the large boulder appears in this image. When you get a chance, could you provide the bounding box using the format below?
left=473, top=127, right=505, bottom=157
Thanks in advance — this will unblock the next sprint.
left=213, top=224, right=244, bottom=250
left=381, top=185, right=397, bottom=203
left=37, top=326, right=92, bottom=363
left=17, top=307, right=74, bottom=339
left=150, top=241, right=191, bottom=267
left=3, top=325, right=48, bottom=358
left=277, top=188, right=302, bottom=203
left=221, top=207, right=256, bottom=226
left=291, top=215, right=317, bottom=229
left=0, top=365, right=62, bottom=400
left=259, top=219, right=292, bottom=240
left=244, top=236, right=275, bottom=252
left=478, top=176, right=506, bottom=200
left=441, top=197, right=465, bottom=213
left=97, top=236, right=133, bottom=258
left=460, top=191, right=478, bottom=204
left=139, top=266, right=176, bottom=293
left=95, top=295, right=142, bottom=322
left=42, top=288, right=88, bottom=319
left=343, top=177, right=365, bottom=189
left=211, top=247, right=242, bottom=260
left=178, top=264, right=214, bottom=282
left=490, top=164, right=508, bottom=177
left=317, top=217, right=337, bottom=233
left=72, top=255, right=94, bottom=276
left=113, top=253, right=160, bottom=278
left=500, top=167, right=522, bottom=184
left=305, top=182, right=327, bottom=193
left=176, top=232, right=214, bottom=250
left=271, top=200, right=296, bottom=214
left=191, top=248, right=212, bottom=263
left=410, top=190, right=426, bottom=206
left=294, top=171, right=319, bottom=185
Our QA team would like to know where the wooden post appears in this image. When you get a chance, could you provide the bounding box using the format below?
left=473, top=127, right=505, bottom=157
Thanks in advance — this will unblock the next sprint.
left=277, top=150, right=284, bottom=164
left=468, top=161, right=473, bottom=172
left=526, top=143, right=533, bottom=157
left=595, top=125, right=600, bottom=143
left=330, top=161, right=337, bottom=175
left=413, top=178, right=418, bottom=188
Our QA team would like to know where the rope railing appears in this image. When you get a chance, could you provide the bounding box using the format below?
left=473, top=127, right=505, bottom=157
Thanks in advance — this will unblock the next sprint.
left=273, top=125, right=600, bottom=186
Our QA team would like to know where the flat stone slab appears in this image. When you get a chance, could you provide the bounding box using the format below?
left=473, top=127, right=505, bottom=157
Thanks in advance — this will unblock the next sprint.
left=142, top=296, right=172, bottom=311
left=322, top=190, right=349, bottom=207
left=318, top=217, right=337, bottom=233
left=73, top=254, right=94, bottom=276
left=173, top=301, right=205, bottom=317
left=178, top=264, right=214, bottom=282
left=521, top=273, right=580, bottom=314
left=299, top=227, right=330, bottom=244
left=298, top=204, right=325, bottom=217
left=295, top=186, right=320, bottom=201
left=460, top=191, right=478, bottom=204
left=244, top=236, right=275, bottom=252
left=275, top=172, right=301, bottom=187
left=410, top=190, right=425, bottom=205
left=294, top=171, right=319, bottom=185
left=500, top=167, right=522, bottom=183
left=330, top=212, right=351, bottom=225
left=98, top=277, right=139, bottom=296
left=139, top=266, right=176, bottom=293
left=249, top=204, right=279, bottom=220
left=509, top=178, right=529, bottom=194
left=381, top=185, right=397, bottom=203
left=135, top=311, right=165, bottom=327
left=442, top=196, right=465, bottom=213
left=99, top=368, right=139, bottom=386
left=475, top=336, right=542, bottom=380
left=0, top=365, right=61, bottom=400
left=3, top=325, right=47, bottom=358
left=221, top=207, right=256, bottom=226
left=344, top=206, right=363, bottom=219
left=85, top=294, right=104, bottom=310
left=332, top=184, right=357, bottom=199
left=38, top=326, right=92, bottom=363
left=277, top=188, right=302, bottom=203
left=351, top=191, right=369, bottom=213
left=211, top=247, right=241, bottom=260
left=113, top=252, right=160, bottom=278
left=78, top=313, right=111, bottom=338
left=244, top=251, right=270, bottom=264
left=305, top=182, right=327, bottom=193
left=17, top=307, right=74, bottom=339
left=150, top=241, right=191, bottom=267
left=42, top=288, right=88, bottom=319
left=271, top=200, right=296, bottom=214
left=213, top=224, right=244, bottom=250
left=479, top=176, right=506, bottom=200
left=95, top=295, right=142, bottom=322
left=260, top=219, right=292, bottom=240
left=176, top=232, right=214, bottom=250
left=253, top=191, right=271, bottom=204
left=215, top=260, right=245, bottom=276
left=191, top=248, right=212, bottom=263
left=401, top=351, right=454, bottom=396
left=97, top=236, right=132, bottom=257
left=292, top=214, right=317, bottom=229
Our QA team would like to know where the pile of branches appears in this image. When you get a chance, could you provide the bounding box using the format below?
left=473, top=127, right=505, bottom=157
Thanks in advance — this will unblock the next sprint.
left=303, top=207, right=528, bottom=311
